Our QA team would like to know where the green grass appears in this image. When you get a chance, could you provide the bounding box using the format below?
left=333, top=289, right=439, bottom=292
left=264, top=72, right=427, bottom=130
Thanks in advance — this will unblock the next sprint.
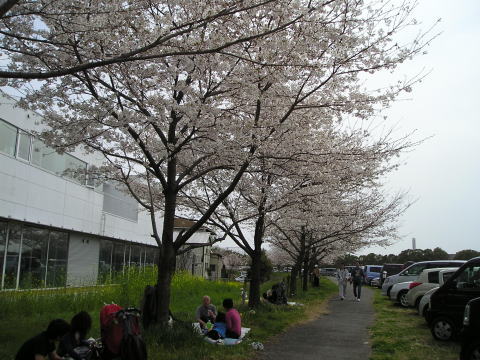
left=370, top=288, right=460, bottom=360
left=0, top=270, right=337, bottom=360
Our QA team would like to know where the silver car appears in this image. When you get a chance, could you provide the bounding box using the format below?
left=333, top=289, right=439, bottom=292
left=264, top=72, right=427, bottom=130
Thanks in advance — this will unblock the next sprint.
left=418, top=286, right=438, bottom=318
left=406, top=268, right=458, bottom=308
left=389, top=281, right=413, bottom=307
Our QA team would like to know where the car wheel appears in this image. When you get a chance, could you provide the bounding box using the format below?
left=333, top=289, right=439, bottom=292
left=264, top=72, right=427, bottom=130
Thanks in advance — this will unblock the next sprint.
left=398, top=290, right=409, bottom=307
left=431, top=316, right=456, bottom=341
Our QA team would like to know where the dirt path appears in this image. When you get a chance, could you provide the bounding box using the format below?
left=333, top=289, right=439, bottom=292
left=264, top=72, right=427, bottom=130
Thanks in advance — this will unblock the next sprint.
left=257, top=280, right=375, bottom=360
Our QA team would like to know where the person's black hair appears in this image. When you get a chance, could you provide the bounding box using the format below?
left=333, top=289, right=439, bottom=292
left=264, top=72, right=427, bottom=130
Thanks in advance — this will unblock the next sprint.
left=70, top=311, right=92, bottom=339
left=215, top=311, right=226, bottom=323
left=46, top=319, right=71, bottom=340
left=222, top=298, right=233, bottom=309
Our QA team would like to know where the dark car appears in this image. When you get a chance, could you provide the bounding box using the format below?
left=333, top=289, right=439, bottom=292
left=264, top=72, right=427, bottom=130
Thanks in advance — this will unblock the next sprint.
left=427, top=257, right=480, bottom=341
left=380, top=263, right=404, bottom=286
left=460, top=296, right=480, bottom=360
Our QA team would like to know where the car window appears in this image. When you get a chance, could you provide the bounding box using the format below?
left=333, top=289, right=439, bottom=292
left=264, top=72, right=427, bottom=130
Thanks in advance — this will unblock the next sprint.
left=427, top=271, right=439, bottom=284
left=454, top=265, right=480, bottom=290
left=370, top=267, right=382, bottom=273
left=402, top=264, right=427, bottom=276
left=442, top=272, right=454, bottom=283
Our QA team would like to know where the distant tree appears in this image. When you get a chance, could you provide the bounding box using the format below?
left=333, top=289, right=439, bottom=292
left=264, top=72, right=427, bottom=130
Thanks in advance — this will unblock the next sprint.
left=454, top=249, right=480, bottom=260
left=432, top=247, right=450, bottom=260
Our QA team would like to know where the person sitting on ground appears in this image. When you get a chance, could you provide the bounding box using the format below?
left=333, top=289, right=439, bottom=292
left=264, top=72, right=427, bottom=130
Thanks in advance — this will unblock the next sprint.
left=223, top=298, right=241, bottom=339
left=58, top=311, right=92, bottom=360
left=196, top=295, right=217, bottom=329
left=263, top=282, right=288, bottom=305
left=15, top=319, right=71, bottom=360
left=206, top=312, right=227, bottom=340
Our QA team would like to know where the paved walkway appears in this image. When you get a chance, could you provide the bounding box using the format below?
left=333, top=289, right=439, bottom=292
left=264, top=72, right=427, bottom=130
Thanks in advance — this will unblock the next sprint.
left=258, top=281, right=375, bottom=360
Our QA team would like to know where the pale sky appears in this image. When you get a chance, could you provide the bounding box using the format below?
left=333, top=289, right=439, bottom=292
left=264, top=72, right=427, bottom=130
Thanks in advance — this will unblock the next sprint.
left=358, top=0, right=480, bottom=255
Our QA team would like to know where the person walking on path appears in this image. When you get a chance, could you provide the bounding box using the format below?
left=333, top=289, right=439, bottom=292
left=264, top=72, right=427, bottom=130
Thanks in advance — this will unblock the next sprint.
left=336, top=265, right=350, bottom=300
left=350, top=263, right=365, bottom=302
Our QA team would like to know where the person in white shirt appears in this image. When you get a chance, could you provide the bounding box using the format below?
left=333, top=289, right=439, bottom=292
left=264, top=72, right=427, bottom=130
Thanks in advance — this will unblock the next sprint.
left=336, top=265, right=350, bottom=300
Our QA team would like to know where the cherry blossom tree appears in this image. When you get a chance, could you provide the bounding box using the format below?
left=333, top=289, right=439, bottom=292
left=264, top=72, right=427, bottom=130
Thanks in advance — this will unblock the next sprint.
left=1, top=0, right=433, bottom=321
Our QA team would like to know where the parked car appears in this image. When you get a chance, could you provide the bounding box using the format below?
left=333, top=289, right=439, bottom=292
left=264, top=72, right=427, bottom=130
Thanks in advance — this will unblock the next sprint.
left=389, top=281, right=413, bottom=306
left=427, top=257, right=480, bottom=341
left=381, top=260, right=466, bottom=297
left=235, top=275, right=247, bottom=282
left=371, top=277, right=381, bottom=288
left=418, top=287, right=439, bottom=318
left=320, top=268, right=337, bottom=276
left=364, top=265, right=383, bottom=285
left=380, top=263, right=404, bottom=286
left=460, top=296, right=480, bottom=360
left=406, top=268, right=459, bottom=309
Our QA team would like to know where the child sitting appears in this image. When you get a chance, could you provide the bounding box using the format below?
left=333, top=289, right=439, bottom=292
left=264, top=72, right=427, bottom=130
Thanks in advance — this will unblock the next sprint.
left=206, top=312, right=226, bottom=340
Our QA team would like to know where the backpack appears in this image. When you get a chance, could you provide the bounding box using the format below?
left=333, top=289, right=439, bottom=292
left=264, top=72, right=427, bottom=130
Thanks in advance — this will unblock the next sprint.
left=118, top=309, right=147, bottom=360
left=100, top=304, right=124, bottom=356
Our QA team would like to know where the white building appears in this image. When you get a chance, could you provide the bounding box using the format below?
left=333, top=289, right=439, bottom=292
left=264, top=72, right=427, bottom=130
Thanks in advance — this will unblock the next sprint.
left=0, top=96, right=213, bottom=290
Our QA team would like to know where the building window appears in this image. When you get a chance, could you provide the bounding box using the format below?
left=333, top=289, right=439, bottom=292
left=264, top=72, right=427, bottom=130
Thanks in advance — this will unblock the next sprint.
left=46, top=231, right=68, bottom=287
left=0, top=221, right=7, bottom=288
left=129, top=245, right=141, bottom=268
left=102, top=183, right=138, bottom=222
left=18, top=226, right=48, bottom=289
left=98, top=240, right=113, bottom=283
left=0, top=223, right=69, bottom=290
left=0, top=118, right=17, bottom=156
left=16, top=130, right=31, bottom=161
left=3, top=224, right=22, bottom=289
left=112, top=243, right=125, bottom=274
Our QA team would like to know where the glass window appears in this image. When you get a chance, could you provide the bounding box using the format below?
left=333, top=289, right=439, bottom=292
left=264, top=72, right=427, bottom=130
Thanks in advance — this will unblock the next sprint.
left=402, top=264, right=427, bottom=276
left=0, top=221, right=7, bottom=287
left=370, top=267, right=383, bottom=273
left=112, top=243, right=125, bottom=274
left=145, top=247, right=155, bottom=267
left=3, top=224, right=22, bottom=289
left=46, top=231, right=68, bottom=287
left=427, top=271, right=440, bottom=284
left=32, top=139, right=87, bottom=184
left=98, top=240, right=113, bottom=284
left=0, top=119, right=17, bottom=156
left=442, top=272, right=454, bottom=283
left=17, top=130, right=31, bottom=161
left=129, top=245, right=141, bottom=268
left=19, top=226, right=48, bottom=289
left=455, top=265, right=480, bottom=289
left=64, top=153, right=87, bottom=184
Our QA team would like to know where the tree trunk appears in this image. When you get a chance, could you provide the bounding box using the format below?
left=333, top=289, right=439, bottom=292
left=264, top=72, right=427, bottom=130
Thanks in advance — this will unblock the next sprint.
left=155, top=156, right=177, bottom=324
left=289, top=263, right=301, bottom=296
left=248, top=249, right=262, bottom=308
left=156, top=242, right=176, bottom=323
left=302, top=256, right=309, bottom=292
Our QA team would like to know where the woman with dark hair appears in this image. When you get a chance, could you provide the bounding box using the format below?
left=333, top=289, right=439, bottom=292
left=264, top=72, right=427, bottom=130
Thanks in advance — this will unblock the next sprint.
left=58, top=311, right=92, bottom=360
left=222, top=298, right=241, bottom=339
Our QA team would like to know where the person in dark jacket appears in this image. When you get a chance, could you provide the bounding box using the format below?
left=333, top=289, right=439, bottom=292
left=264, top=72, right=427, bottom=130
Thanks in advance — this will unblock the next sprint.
left=350, top=263, right=366, bottom=301
left=58, top=311, right=92, bottom=360
left=15, top=319, right=70, bottom=360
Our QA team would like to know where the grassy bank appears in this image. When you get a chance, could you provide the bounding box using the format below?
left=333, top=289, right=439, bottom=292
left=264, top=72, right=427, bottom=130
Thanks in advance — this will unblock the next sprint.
left=0, top=270, right=336, bottom=360
left=370, top=289, right=459, bottom=360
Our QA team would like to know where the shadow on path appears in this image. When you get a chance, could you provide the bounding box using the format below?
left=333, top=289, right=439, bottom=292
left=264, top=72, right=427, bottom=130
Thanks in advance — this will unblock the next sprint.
left=257, top=280, right=375, bottom=360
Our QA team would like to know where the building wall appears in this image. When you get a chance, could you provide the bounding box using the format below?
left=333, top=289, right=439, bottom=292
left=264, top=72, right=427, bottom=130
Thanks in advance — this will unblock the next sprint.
left=66, top=234, right=100, bottom=287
